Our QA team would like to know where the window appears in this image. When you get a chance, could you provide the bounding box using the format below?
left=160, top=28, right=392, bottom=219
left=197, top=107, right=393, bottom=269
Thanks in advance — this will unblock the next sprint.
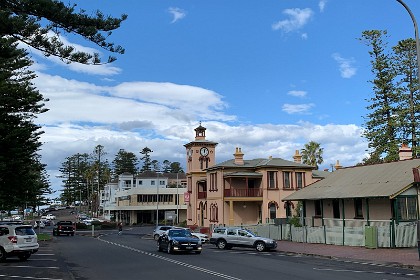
left=210, top=203, right=218, bottom=222
left=269, top=203, right=276, bottom=219
left=138, top=180, right=143, bottom=185
left=397, top=197, right=418, bottom=221
left=296, top=172, right=304, bottom=189
left=151, top=180, right=155, bottom=185
left=268, top=171, right=277, bottom=189
left=210, top=173, right=218, bottom=191
left=354, top=198, right=363, bottom=218
left=283, top=172, right=291, bottom=189
left=332, top=200, right=340, bottom=219
left=314, top=200, right=322, bottom=216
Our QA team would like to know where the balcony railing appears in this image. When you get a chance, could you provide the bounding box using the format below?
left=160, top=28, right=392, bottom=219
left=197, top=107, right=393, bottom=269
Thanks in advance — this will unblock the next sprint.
left=198, top=192, right=207, bottom=199
left=224, top=188, right=263, bottom=197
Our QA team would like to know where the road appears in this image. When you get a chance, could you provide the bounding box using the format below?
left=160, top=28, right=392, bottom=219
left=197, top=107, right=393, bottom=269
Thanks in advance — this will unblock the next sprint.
left=1, top=225, right=418, bottom=280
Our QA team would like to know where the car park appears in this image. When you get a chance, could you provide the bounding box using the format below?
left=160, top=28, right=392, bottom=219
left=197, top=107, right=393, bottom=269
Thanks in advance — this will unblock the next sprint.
left=210, top=227, right=277, bottom=252
left=0, top=224, right=39, bottom=261
left=157, top=228, right=202, bottom=254
left=153, top=225, right=174, bottom=240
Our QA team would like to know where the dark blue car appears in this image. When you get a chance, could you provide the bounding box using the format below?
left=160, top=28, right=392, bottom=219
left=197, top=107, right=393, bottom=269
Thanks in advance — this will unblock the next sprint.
left=157, top=228, right=202, bottom=254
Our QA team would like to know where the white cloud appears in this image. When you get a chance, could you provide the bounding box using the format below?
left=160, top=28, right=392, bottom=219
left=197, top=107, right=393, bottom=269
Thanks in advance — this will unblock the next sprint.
left=319, top=0, right=328, bottom=12
left=332, top=53, right=357, bottom=78
left=168, top=7, right=187, bottom=23
left=272, top=8, right=313, bottom=33
left=301, top=33, right=308, bottom=40
left=287, top=90, right=307, bottom=97
left=282, top=103, right=314, bottom=114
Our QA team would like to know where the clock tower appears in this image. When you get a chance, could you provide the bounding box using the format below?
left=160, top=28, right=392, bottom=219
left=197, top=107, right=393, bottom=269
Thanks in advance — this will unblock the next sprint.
left=184, top=123, right=218, bottom=226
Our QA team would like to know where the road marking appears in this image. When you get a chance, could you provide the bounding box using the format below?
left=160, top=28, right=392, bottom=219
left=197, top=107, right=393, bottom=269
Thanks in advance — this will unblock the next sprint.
left=0, top=275, right=63, bottom=280
left=98, top=238, right=242, bottom=280
left=0, top=266, right=59, bottom=269
left=35, top=254, right=55, bottom=256
left=313, top=267, right=416, bottom=277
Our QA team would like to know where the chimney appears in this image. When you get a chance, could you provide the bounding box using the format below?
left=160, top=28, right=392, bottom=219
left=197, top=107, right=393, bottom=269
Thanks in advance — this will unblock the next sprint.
left=334, top=160, right=342, bottom=170
left=293, top=150, right=302, bottom=163
left=399, top=143, right=412, bottom=161
left=234, top=147, right=244, bottom=165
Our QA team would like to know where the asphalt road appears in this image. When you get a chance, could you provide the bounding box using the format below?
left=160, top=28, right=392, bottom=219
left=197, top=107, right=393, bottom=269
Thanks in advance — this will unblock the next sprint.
left=1, top=224, right=418, bottom=280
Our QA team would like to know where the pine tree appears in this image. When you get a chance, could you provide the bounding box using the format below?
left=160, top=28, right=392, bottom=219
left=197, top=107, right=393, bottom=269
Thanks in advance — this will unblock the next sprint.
left=112, top=149, right=138, bottom=176
left=360, top=30, right=400, bottom=162
left=139, top=147, right=153, bottom=172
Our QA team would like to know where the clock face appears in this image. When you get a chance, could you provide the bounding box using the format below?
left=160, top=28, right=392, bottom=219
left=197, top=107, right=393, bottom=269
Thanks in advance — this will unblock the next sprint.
left=200, top=147, right=209, bottom=156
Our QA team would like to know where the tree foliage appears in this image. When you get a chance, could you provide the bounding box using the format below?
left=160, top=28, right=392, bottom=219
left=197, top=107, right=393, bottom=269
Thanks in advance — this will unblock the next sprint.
left=112, top=149, right=138, bottom=176
left=0, top=0, right=127, bottom=64
left=0, top=37, right=51, bottom=210
left=1, top=1, right=125, bottom=210
left=360, top=30, right=419, bottom=162
left=301, top=141, right=324, bottom=170
left=139, top=147, right=153, bottom=172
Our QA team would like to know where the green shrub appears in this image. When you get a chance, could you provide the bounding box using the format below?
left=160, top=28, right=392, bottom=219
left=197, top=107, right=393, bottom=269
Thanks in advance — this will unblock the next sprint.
left=76, top=222, right=88, bottom=230
left=100, top=222, right=117, bottom=229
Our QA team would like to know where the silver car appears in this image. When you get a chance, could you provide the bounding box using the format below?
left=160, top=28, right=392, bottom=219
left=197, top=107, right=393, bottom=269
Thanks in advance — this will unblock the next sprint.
left=210, top=227, right=277, bottom=252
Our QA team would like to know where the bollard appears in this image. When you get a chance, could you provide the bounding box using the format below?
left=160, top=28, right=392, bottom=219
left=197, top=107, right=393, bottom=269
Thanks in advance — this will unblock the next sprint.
left=92, top=224, right=95, bottom=237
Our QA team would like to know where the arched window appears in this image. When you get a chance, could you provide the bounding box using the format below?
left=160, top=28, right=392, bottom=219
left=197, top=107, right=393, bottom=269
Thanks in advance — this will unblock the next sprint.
left=269, top=203, right=277, bottom=219
left=210, top=203, right=218, bottom=222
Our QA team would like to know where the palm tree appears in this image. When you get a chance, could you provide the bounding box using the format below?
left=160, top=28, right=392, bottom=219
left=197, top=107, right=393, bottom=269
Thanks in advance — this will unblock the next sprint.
left=301, top=141, right=324, bottom=169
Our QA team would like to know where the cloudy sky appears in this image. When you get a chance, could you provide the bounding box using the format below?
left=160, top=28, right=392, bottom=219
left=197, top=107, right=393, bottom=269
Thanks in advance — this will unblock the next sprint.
left=27, top=0, right=418, bottom=194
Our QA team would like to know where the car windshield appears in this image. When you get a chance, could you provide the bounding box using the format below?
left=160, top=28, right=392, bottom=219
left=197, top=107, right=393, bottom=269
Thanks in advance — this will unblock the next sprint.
left=168, top=229, right=192, bottom=237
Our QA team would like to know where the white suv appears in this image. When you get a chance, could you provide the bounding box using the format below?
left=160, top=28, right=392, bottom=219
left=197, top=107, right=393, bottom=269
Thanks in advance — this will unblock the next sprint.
left=0, top=224, right=39, bottom=261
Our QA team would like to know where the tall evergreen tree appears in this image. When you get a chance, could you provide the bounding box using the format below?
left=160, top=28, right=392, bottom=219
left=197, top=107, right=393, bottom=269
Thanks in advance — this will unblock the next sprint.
left=1, top=1, right=125, bottom=209
left=112, top=149, right=138, bottom=176
left=392, top=38, right=419, bottom=156
left=301, top=141, right=324, bottom=170
left=139, top=147, right=153, bottom=172
left=0, top=37, right=49, bottom=210
left=359, top=30, right=400, bottom=163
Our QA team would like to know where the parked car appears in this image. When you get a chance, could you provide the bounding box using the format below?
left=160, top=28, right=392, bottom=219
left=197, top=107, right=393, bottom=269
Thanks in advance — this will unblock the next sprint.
left=157, top=228, right=202, bottom=254
left=46, top=214, right=56, bottom=220
left=83, top=218, right=103, bottom=226
left=181, top=228, right=209, bottom=243
left=0, top=224, right=39, bottom=261
left=153, top=225, right=174, bottom=240
left=52, top=221, right=75, bottom=236
left=210, top=227, right=277, bottom=252
left=33, top=220, right=45, bottom=229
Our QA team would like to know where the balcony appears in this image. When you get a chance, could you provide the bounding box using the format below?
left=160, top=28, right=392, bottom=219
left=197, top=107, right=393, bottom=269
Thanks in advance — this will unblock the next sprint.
left=224, top=188, right=262, bottom=197
left=198, top=192, right=207, bottom=199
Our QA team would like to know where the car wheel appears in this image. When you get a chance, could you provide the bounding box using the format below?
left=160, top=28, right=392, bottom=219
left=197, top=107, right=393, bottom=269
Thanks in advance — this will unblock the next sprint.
left=167, top=243, right=173, bottom=254
left=154, top=234, right=160, bottom=241
left=18, top=252, right=31, bottom=261
left=255, top=241, right=266, bottom=252
left=217, top=239, right=227, bottom=250
left=0, top=247, right=6, bottom=262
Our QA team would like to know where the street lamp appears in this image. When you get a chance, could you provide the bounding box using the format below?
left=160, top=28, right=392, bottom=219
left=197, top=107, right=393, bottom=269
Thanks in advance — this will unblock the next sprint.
left=395, top=0, right=420, bottom=260
left=396, top=0, right=420, bottom=156
left=176, top=171, right=179, bottom=225
left=156, top=171, right=159, bottom=228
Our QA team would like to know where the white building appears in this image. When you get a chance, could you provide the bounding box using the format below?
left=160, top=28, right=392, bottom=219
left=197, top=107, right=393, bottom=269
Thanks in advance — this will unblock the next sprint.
left=100, top=172, right=187, bottom=225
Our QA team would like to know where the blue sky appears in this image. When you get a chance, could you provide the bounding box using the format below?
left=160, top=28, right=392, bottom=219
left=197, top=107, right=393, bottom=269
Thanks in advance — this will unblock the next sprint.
left=27, top=0, right=419, bottom=195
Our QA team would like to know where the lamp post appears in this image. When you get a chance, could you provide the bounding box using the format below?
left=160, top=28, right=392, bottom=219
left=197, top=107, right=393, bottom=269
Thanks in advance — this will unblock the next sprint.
left=396, top=0, right=420, bottom=156
left=176, top=171, right=179, bottom=225
left=395, top=0, right=420, bottom=260
left=156, top=171, right=159, bottom=228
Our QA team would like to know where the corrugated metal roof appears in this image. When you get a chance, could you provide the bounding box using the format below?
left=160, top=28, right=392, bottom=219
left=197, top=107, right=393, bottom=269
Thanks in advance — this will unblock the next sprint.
left=224, top=171, right=263, bottom=178
left=207, top=158, right=313, bottom=170
left=283, top=159, right=420, bottom=201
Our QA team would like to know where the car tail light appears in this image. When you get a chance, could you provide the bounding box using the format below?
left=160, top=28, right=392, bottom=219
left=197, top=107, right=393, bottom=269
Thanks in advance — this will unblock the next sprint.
left=8, top=236, right=18, bottom=243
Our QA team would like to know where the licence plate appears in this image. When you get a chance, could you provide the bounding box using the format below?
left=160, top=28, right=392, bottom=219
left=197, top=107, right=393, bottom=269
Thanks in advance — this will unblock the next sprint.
left=186, top=246, right=193, bottom=249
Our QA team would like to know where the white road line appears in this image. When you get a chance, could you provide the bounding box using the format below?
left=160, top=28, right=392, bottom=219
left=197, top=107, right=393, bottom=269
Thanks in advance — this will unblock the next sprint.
left=35, top=254, right=55, bottom=256
left=0, top=274, right=63, bottom=280
left=0, top=266, right=59, bottom=269
left=313, top=267, right=416, bottom=277
left=98, top=238, right=242, bottom=280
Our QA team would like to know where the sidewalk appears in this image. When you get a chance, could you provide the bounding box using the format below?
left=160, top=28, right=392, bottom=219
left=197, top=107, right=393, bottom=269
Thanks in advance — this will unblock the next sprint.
left=277, top=240, right=420, bottom=269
